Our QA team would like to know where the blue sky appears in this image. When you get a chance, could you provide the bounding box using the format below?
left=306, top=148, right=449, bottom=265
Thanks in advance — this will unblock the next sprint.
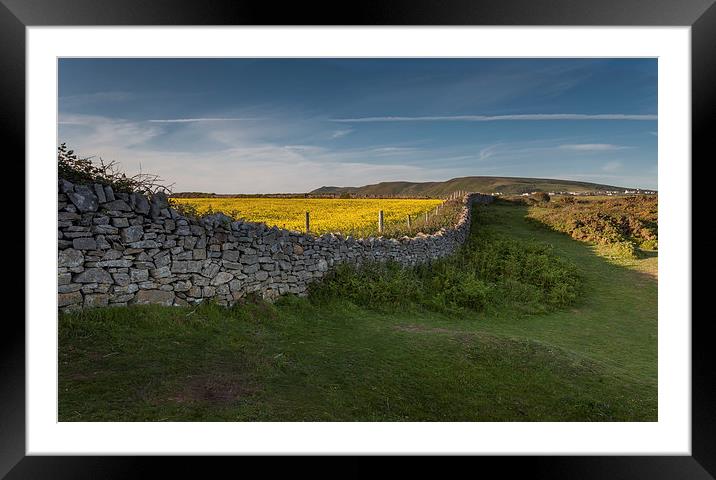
left=58, top=58, right=657, bottom=193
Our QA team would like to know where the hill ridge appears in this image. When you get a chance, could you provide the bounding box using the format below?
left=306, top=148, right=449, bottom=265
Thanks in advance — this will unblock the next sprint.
left=310, top=175, right=633, bottom=197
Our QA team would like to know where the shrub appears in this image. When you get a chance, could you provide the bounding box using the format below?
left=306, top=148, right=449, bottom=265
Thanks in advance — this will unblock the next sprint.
left=58, top=143, right=172, bottom=194
left=527, top=195, right=657, bottom=259
left=310, top=222, right=581, bottom=314
left=605, top=240, right=641, bottom=260
left=640, top=239, right=658, bottom=251
left=531, top=192, right=551, bottom=203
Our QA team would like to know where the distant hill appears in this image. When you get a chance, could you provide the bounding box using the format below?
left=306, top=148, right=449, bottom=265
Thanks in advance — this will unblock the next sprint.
left=310, top=176, right=630, bottom=197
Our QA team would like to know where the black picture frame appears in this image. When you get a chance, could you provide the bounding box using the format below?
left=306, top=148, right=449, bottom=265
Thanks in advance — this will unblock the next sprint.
left=4, top=0, right=705, bottom=476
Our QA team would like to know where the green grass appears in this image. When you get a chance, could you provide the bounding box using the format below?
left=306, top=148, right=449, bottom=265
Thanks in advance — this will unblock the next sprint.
left=58, top=201, right=657, bottom=421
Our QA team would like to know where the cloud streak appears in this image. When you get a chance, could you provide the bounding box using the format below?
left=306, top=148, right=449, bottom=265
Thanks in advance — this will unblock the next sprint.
left=331, top=129, right=354, bottom=138
left=332, top=113, right=657, bottom=123
left=148, top=118, right=256, bottom=123
left=558, top=143, right=631, bottom=151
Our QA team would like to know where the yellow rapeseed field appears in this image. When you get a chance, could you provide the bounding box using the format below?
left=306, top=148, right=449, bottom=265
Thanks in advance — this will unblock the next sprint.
left=171, top=197, right=444, bottom=236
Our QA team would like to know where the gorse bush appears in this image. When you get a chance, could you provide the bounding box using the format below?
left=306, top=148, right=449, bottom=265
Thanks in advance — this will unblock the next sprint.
left=309, top=215, right=581, bottom=314
left=58, top=143, right=172, bottom=194
left=527, top=195, right=658, bottom=258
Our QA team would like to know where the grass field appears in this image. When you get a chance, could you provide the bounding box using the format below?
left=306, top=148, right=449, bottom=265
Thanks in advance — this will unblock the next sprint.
left=170, top=197, right=445, bottom=237
left=58, top=201, right=657, bottom=421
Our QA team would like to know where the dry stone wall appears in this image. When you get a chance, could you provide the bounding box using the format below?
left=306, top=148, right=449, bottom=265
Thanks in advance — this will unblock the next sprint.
left=57, top=179, right=493, bottom=311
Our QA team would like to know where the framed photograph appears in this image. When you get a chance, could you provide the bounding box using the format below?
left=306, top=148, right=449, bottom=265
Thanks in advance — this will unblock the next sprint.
left=6, top=0, right=706, bottom=475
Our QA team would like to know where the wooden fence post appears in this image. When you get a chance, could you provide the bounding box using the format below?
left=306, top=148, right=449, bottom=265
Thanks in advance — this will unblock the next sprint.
left=378, top=210, right=384, bottom=234
left=407, top=214, right=412, bottom=230
left=305, top=211, right=310, bottom=233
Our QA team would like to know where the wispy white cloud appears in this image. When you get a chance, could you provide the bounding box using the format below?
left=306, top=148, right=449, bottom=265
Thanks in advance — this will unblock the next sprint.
left=59, top=114, right=163, bottom=148
left=367, top=147, right=419, bottom=156
left=558, top=143, right=631, bottom=151
left=148, top=117, right=255, bottom=123
left=331, top=129, right=354, bottom=138
left=478, top=144, right=502, bottom=161
left=332, top=114, right=657, bottom=123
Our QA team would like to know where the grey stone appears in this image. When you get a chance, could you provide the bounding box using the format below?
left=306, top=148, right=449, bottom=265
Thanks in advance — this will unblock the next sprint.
left=103, top=199, right=132, bottom=211
left=96, top=259, right=133, bottom=268
left=93, top=184, right=107, bottom=203
left=201, top=263, right=220, bottom=278
left=104, top=185, right=116, bottom=202
left=93, top=225, right=118, bottom=235
left=173, top=280, right=192, bottom=292
left=121, top=225, right=144, bottom=243
left=59, top=248, right=84, bottom=268
left=128, top=268, right=149, bottom=282
left=129, top=269, right=149, bottom=282
left=75, top=268, right=113, bottom=284
left=149, top=192, right=169, bottom=217
left=222, top=250, right=240, bottom=262
left=67, top=185, right=99, bottom=213
left=173, top=250, right=193, bottom=260
left=58, top=178, right=74, bottom=194
left=222, top=261, right=242, bottom=271
left=101, top=249, right=123, bottom=261
left=58, top=283, right=82, bottom=293
left=131, top=289, right=175, bottom=306
left=171, top=261, right=189, bottom=274
left=241, top=255, right=258, bottom=265
left=151, top=266, right=171, bottom=278
left=58, top=291, right=83, bottom=307
left=84, top=294, right=109, bottom=308
left=130, top=192, right=151, bottom=215
left=111, top=217, right=129, bottom=227
left=154, top=253, right=171, bottom=268
left=58, top=211, right=81, bottom=222
left=72, top=237, right=97, bottom=250
left=211, top=272, right=233, bottom=286
left=113, top=272, right=131, bottom=286
left=228, top=279, right=243, bottom=292
left=128, top=240, right=159, bottom=249
left=243, top=263, right=260, bottom=274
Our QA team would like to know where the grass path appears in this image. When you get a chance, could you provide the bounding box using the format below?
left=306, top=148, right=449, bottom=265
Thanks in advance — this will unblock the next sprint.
left=456, top=203, right=658, bottom=382
left=59, top=202, right=657, bottom=421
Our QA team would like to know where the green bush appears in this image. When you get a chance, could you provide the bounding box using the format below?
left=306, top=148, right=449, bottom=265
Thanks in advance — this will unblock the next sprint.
left=310, top=223, right=581, bottom=314
left=640, top=239, right=658, bottom=251
left=605, top=240, right=641, bottom=259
